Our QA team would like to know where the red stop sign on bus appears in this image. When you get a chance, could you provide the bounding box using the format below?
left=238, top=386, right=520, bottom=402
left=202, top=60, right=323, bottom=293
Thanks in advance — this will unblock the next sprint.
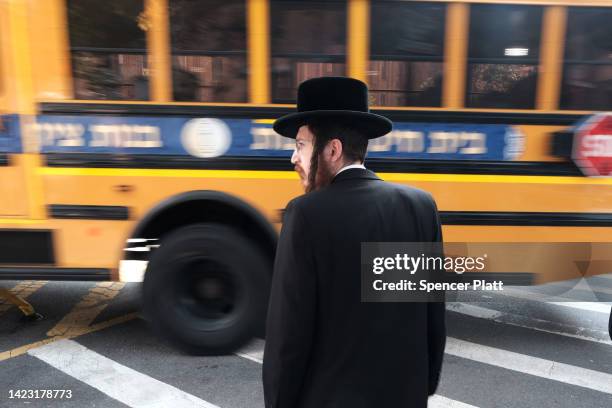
left=572, top=113, right=612, bottom=177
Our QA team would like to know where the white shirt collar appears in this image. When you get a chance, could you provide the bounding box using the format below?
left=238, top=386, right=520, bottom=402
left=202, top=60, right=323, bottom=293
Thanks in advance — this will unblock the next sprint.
left=335, top=163, right=366, bottom=176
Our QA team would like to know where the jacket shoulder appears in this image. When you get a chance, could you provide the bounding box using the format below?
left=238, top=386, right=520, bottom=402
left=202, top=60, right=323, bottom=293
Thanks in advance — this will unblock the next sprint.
left=386, top=182, right=438, bottom=208
left=284, top=188, right=328, bottom=212
left=282, top=194, right=316, bottom=224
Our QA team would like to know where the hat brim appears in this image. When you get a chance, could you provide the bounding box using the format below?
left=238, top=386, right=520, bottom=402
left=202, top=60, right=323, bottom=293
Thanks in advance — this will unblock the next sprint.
left=273, top=110, right=392, bottom=139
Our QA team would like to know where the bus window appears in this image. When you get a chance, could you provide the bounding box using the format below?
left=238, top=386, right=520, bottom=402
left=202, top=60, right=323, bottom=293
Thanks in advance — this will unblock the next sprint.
left=465, top=4, right=542, bottom=109
left=67, top=0, right=148, bottom=100
left=169, top=0, right=247, bottom=102
left=368, top=1, right=445, bottom=108
left=560, top=7, right=612, bottom=111
left=270, top=0, right=347, bottom=104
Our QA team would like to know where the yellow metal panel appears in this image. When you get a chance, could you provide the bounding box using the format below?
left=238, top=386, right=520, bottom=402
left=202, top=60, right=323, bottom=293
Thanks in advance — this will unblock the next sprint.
left=0, top=2, right=11, bottom=112
left=39, top=171, right=302, bottom=224
left=2, top=151, right=47, bottom=219
left=20, top=153, right=46, bottom=219
left=50, top=219, right=131, bottom=269
left=34, top=169, right=612, bottom=268
left=3, top=166, right=610, bottom=274
left=38, top=174, right=304, bottom=268
left=247, top=0, right=270, bottom=103
left=381, top=172, right=612, bottom=186
left=28, top=0, right=73, bottom=100
left=5, top=0, right=35, bottom=115
left=0, top=218, right=41, bottom=224
left=38, top=168, right=612, bottom=214
left=443, top=2, right=469, bottom=109
left=0, top=219, right=132, bottom=270
left=0, top=3, right=46, bottom=219
left=0, top=155, right=27, bottom=215
left=443, top=226, right=612, bottom=243
left=442, top=238, right=610, bottom=283
left=146, top=0, right=172, bottom=102
left=37, top=166, right=612, bottom=186
left=514, top=124, right=567, bottom=162
left=39, top=167, right=299, bottom=180
left=347, top=0, right=369, bottom=82
left=537, top=6, right=567, bottom=110
left=0, top=3, right=6, bottom=109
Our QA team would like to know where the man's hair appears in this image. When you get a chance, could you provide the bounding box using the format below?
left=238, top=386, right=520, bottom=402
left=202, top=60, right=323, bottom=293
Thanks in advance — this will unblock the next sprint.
left=306, top=119, right=369, bottom=192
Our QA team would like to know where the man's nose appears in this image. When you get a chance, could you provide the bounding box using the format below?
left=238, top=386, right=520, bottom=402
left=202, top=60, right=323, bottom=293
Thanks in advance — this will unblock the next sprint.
left=291, top=149, right=298, bottom=165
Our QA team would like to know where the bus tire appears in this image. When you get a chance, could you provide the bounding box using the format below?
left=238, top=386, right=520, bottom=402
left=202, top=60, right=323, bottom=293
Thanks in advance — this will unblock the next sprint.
left=142, top=223, right=270, bottom=355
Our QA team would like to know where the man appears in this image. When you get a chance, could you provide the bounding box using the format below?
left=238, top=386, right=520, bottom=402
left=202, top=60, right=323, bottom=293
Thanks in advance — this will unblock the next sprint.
left=263, top=77, right=446, bottom=408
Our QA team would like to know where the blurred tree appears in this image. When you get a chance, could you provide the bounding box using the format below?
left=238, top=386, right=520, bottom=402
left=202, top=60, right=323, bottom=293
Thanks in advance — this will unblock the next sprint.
left=67, top=0, right=145, bottom=49
left=72, top=54, right=121, bottom=99
left=67, top=0, right=146, bottom=99
left=169, top=0, right=245, bottom=52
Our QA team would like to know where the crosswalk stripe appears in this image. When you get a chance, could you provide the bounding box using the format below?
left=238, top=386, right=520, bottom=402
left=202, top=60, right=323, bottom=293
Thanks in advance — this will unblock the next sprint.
left=519, top=279, right=612, bottom=297
left=500, top=287, right=612, bottom=314
left=234, top=339, right=480, bottom=407
left=28, top=339, right=219, bottom=408
left=235, top=338, right=264, bottom=364
left=549, top=301, right=612, bottom=314
left=447, top=302, right=612, bottom=345
left=566, top=280, right=612, bottom=296
left=445, top=337, right=612, bottom=395
left=237, top=335, right=612, bottom=399
left=428, top=395, right=479, bottom=408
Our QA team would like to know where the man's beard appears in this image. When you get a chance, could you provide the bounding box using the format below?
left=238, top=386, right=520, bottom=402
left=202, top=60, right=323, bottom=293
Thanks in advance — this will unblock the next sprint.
left=306, top=153, right=335, bottom=193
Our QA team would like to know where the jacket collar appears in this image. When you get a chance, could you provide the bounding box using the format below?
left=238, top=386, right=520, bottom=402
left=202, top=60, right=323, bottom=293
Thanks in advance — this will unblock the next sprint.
left=331, top=167, right=380, bottom=184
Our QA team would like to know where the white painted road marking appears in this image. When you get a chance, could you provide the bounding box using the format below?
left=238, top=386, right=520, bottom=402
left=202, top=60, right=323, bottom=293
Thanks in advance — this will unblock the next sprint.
left=446, top=337, right=612, bottom=395
left=234, top=340, right=482, bottom=407
left=447, top=302, right=612, bottom=345
left=235, top=338, right=264, bottom=364
left=500, top=287, right=612, bottom=314
left=429, top=395, right=479, bottom=408
left=28, top=339, right=220, bottom=408
left=237, top=334, right=612, bottom=400
left=549, top=301, right=612, bottom=314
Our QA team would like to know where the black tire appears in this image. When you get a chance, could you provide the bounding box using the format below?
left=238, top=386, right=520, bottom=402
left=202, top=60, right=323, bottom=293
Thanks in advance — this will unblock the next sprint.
left=142, top=223, right=270, bottom=355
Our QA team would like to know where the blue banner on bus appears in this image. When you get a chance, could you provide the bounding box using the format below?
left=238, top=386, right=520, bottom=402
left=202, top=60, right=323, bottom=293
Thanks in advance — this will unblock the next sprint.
left=0, top=115, right=22, bottom=153
left=28, top=115, right=524, bottom=161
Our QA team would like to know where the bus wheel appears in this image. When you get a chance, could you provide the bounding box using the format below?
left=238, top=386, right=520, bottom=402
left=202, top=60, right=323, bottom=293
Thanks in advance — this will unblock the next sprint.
left=142, top=223, right=270, bottom=355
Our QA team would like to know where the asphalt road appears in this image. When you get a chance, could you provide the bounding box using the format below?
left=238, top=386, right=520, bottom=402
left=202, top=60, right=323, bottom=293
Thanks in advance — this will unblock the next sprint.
left=0, top=275, right=611, bottom=408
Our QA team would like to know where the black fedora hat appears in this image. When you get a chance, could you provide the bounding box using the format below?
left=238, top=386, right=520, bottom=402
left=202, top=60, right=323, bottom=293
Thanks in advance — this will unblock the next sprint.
left=273, top=76, right=392, bottom=139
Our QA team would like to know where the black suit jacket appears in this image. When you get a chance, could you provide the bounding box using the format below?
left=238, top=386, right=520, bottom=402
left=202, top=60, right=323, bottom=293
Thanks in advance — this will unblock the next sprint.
left=263, top=168, right=446, bottom=408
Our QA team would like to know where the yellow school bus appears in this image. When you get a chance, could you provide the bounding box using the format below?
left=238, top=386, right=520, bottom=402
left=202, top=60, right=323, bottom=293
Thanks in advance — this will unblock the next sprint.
left=0, top=0, right=611, bottom=353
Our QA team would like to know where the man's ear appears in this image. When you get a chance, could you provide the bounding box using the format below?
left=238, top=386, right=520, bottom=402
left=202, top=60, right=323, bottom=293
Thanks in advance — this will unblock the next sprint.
left=330, top=139, right=343, bottom=162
